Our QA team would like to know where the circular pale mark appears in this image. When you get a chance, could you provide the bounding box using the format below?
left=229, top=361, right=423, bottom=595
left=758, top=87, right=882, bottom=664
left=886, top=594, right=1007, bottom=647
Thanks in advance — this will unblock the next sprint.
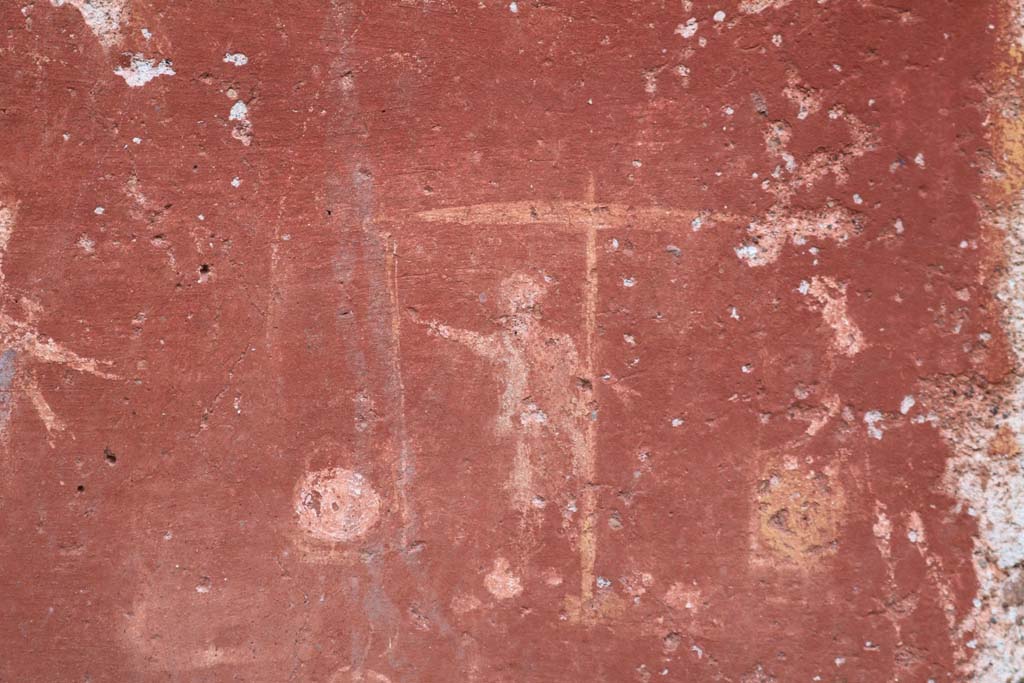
left=484, top=557, right=523, bottom=600
left=295, top=468, right=381, bottom=542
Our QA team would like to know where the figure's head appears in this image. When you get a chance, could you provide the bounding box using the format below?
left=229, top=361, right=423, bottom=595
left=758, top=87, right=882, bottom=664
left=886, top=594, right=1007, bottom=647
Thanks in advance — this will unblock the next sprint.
left=497, top=272, right=546, bottom=314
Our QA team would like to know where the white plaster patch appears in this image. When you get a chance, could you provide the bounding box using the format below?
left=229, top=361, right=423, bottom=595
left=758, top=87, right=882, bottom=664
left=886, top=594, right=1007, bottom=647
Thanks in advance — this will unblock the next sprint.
left=738, top=0, right=793, bottom=14
left=864, top=410, right=884, bottom=440
left=50, top=0, right=126, bottom=48
left=228, top=100, right=253, bottom=145
left=484, top=557, right=523, bottom=599
left=752, top=112, right=874, bottom=267
left=900, top=395, right=916, bottom=415
left=229, top=100, right=248, bottom=121
left=675, top=18, right=699, bottom=39
left=223, top=52, right=248, bottom=67
left=805, top=276, right=865, bottom=356
left=734, top=244, right=760, bottom=263
left=114, top=53, right=175, bottom=87
left=783, top=75, right=821, bottom=121
left=736, top=207, right=859, bottom=267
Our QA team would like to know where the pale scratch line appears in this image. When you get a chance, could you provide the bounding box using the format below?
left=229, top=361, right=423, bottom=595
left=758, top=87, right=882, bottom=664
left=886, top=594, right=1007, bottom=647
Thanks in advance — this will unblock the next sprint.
left=386, top=235, right=413, bottom=547
left=909, top=511, right=960, bottom=635
left=23, top=373, right=65, bottom=437
left=415, top=201, right=739, bottom=230
left=0, top=205, right=14, bottom=291
left=20, top=328, right=120, bottom=379
left=578, top=176, right=599, bottom=618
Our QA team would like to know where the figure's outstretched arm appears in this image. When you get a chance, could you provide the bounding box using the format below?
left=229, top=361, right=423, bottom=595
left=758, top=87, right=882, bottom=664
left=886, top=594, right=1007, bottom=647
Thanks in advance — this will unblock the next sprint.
left=24, top=331, right=120, bottom=379
left=0, top=312, right=118, bottom=379
left=406, top=308, right=498, bottom=358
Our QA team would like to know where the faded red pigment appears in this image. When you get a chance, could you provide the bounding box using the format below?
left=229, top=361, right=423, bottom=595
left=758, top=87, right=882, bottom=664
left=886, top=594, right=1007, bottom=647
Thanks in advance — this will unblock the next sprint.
left=0, top=1, right=1013, bottom=681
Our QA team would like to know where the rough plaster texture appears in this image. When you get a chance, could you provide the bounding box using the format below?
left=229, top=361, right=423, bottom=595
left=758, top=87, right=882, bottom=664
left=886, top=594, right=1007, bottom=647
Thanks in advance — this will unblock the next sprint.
left=1, top=1, right=1023, bottom=681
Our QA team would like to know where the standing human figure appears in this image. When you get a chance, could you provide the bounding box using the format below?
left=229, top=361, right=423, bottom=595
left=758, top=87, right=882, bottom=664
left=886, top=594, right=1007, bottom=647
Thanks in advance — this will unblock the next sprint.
left=411, top=273, right=590, bottom=518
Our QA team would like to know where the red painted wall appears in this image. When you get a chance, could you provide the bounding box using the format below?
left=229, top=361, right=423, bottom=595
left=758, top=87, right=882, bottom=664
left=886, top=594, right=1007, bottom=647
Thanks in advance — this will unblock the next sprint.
left=1, top=1, right=1017, bottom=681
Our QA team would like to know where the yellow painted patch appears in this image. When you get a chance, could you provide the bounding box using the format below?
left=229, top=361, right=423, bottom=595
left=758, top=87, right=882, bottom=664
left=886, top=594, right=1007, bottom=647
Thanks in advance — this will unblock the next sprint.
left=751, top=458, right=846, bottom=568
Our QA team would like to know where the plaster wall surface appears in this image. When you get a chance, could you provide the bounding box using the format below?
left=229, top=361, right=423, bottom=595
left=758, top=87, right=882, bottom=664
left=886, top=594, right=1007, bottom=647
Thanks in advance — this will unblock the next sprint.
left=1, top=1, right=1023, bottom=681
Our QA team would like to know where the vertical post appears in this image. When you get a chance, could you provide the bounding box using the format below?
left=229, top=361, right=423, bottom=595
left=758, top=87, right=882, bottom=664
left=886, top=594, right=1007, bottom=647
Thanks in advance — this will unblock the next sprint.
left=385, top=234, right=412, bottom=549
left=578, top=176, right=599, bottom=619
